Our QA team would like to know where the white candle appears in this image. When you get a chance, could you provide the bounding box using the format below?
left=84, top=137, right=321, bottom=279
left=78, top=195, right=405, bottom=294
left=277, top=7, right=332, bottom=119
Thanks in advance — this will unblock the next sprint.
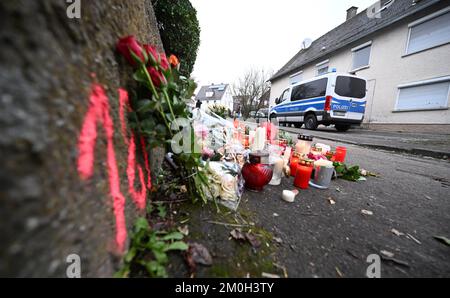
left=282, top=190, right=297, bottom=203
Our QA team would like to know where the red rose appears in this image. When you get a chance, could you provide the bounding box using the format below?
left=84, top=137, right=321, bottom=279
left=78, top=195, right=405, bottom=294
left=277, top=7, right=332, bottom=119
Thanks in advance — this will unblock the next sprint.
left=160, top=53, right=170, bottom=71
left=143, top=44, right=159, bottom=66
left=116, top=36, right=146, bottom=67
left=147, top=66, right=167, bottom=88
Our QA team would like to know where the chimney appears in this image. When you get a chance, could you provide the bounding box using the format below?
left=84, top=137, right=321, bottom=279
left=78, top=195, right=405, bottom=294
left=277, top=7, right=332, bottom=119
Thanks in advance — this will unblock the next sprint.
left=346, top=6, right=358, bottom=20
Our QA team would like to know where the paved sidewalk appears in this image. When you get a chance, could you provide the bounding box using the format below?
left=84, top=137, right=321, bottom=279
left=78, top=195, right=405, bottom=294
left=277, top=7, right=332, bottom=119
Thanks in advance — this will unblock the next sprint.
left=242, top=120, right=450, bottom=160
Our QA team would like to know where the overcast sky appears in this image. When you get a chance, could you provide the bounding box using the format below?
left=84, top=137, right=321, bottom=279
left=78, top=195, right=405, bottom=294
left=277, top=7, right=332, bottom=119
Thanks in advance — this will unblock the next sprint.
left=190, top=0, right=376, bottom=88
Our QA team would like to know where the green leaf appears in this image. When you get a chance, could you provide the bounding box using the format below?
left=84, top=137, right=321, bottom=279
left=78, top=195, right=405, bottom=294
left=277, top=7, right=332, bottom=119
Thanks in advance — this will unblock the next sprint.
left=164, top=241, right=189, bottom=251
left=137, top=99, right=157, bottom=113
left=114, top=266, right=130, bottom=278
left=134, top=217, right=149, bottom=233
left=153, top=250, right=169, bottom=263
left=162, top=232, right=184, bottom=241
left=124, top=247, right=137, bottom=263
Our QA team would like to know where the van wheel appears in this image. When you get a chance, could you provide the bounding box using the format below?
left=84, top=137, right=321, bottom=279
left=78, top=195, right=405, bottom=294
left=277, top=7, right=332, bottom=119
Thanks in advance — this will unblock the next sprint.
left=335, top=124, right=351, bottom=132
left=304, top=114, right=318, bottom=130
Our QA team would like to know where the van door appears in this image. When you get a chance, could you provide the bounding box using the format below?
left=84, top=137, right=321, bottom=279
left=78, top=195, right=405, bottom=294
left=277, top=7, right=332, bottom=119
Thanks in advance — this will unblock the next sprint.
left=331, top=76, right=367, bottom=121
left=274, top=88, right=290, bottom=123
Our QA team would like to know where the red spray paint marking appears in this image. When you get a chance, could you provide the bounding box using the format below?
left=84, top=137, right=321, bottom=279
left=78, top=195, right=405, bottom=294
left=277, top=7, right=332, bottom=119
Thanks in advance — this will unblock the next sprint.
left=118, top=88, right=131, bottom=145
left=77, top=84, right=127, bottom=252
left=140, top=136, right=152, bottom=189
left=118, top=89, right=149, bottom=208
left=126, top=134, right=147, bottom=210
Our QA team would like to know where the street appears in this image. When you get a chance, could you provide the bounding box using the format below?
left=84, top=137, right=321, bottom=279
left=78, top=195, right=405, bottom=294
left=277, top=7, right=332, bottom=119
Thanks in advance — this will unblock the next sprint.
left=171, top=128, right=450, bottom=278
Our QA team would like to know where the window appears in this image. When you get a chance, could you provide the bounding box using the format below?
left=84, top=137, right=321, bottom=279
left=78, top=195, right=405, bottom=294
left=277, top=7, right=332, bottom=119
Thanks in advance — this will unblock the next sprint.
left=289, top=71, right=303, bottom=85
left=406, top=8, right=450, bottom=55
left=395, top=77, right=450, bottom=111
left=335, top=76, right=366, bottom=99
left=316, top=60, right=329, bottom=76
left=351, top=42, right=371, bottom=70
left=280, top=89, right=290, bottom=103
left=291, top=78, right=328, bottom=101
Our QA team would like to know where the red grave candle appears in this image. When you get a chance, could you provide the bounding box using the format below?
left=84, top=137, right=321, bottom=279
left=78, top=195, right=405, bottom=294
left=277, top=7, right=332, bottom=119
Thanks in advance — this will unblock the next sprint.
left=290, top=156, right=300, bottom=177
left=294, top=165, right=313, bottom=189
left=334, top=146, right=347, bottom=163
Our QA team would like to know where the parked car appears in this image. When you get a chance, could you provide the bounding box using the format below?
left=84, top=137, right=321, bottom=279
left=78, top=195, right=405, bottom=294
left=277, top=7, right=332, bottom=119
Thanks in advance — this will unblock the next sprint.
left=249, top=110, right=266, bottom=118
left=270, top=72, right=367, bottom=131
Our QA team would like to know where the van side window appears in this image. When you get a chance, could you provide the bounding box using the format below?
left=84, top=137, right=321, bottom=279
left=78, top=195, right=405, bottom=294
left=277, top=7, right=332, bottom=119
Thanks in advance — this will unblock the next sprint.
left=291, top=78, right=328, bottom=101
left=280, top=89, right=289, bottom=103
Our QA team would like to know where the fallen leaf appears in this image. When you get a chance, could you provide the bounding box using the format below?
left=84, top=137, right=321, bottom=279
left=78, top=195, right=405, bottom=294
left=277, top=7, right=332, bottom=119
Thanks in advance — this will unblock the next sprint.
left=230, top=228, right=246, bottom=241
left=406, top=233, right=421, bottom=245
left=433, top=236, right=450, bottom=246
left=391, top=228, right=404, bottom=237
left=327, top=197, right=336, bottom=205
left=178, top=225, right=189, bottom=236
left=188, top=243, right=213, bottom=266
left=380, top=255, right=410, bottom=267
left=245, top=232, right=262, bottom=248
left=273, top=237, right=283, bottom=244
left=180, top=185, right=188, bottom=193
left=335, top=267, right=344, bottom=278
left=361, top=209, right=373, bottom=216
left=380, top=250, right=395, bottom=258
left=262, top=272, right=280, bottom=278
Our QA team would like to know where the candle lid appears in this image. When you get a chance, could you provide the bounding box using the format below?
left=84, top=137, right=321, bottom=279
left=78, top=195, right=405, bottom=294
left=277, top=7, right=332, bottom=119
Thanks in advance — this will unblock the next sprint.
left=298, top=134, right=313, bottom=141
left=249, top=150, right=269, bottom=158
left=249, top=151, right=269, bottom=164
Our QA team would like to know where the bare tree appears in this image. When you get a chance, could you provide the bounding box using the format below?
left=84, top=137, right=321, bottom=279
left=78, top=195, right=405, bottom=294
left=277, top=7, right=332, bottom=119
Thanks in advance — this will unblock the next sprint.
left=232, top=68, right=272, bottom=119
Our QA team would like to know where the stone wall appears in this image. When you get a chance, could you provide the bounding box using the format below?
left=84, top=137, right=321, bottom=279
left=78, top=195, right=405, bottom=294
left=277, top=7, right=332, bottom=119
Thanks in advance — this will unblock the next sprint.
left=0, top=0, right=163, bottom=277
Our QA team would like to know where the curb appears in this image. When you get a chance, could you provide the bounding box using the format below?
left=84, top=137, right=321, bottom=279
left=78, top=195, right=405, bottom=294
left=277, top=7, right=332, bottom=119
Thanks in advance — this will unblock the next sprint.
left=279, top=126, right=450, bottom=161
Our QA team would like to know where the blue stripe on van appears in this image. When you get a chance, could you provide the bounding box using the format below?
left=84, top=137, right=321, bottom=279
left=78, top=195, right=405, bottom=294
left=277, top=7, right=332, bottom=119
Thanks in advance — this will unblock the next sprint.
left=272, top=97, right=366, bottom=114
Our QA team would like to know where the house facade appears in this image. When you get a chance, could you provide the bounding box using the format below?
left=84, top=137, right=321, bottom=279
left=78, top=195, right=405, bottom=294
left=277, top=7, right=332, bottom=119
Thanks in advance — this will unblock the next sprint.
left=195, top=83, right=234, bottom=112
left=269, top=0, right=450, bottom=132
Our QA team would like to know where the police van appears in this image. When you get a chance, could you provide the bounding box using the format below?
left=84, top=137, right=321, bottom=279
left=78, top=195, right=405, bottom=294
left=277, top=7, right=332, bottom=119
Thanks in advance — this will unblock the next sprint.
left=270, top=72, right=367, bottom=131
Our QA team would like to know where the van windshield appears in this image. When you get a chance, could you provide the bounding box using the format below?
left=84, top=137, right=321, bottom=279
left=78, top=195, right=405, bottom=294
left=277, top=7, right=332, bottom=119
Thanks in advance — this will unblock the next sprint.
left=335, top=76, right=366, bottom=99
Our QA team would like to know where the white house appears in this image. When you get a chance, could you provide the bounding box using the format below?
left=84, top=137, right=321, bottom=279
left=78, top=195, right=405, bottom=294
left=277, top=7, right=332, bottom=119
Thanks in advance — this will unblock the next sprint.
left=269, top=0, right=450, bottom=132
left=195, top=83, right=234, bottom=112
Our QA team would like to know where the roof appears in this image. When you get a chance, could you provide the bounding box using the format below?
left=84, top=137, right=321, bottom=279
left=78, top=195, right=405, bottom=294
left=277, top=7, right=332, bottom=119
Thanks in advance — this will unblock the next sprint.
left=270, top=0, right=441, bottom=82
left=195, top=84, right=229, bottom=102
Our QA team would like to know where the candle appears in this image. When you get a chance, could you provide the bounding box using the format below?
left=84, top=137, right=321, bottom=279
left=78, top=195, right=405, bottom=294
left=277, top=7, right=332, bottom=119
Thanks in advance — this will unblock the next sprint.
left=314, top=159, right=333, bottom=168
left=253, top=127, right=266, bottom=151
left=290, top=156, right=300, bottom=177
left=249, top=130, right=256, bottom=148
left=294, top=165, right=313, bottom=189
left=334, top=146, right=347, bottom=163
left=269, top=157, right=284, bottom=186
left=283, top=147, right=292, bottom=166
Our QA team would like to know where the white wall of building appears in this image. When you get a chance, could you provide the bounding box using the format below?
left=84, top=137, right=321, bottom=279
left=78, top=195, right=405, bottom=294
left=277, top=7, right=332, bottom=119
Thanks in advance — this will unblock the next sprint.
left=201, top=86, right=234, bottom=112
left=270, top=7, right=450, bottom=126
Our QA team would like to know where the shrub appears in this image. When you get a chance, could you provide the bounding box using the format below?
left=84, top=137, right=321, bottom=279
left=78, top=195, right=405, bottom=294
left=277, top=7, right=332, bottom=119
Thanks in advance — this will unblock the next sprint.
left=152, top=0, right=200, bottom=77
left=208, top=103, right=229, bottom=119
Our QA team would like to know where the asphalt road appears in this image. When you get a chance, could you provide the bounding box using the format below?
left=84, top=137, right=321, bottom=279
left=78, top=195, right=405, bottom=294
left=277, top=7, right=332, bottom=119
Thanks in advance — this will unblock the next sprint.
left=243, top=136, right=450, bottom=277
left=169, top=131, right=450, bottom=278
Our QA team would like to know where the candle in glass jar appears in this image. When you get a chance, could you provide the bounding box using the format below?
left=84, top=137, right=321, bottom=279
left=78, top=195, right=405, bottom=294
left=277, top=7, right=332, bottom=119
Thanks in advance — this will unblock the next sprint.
left=334, top=146, right=347, bottom=163
left=295, top=135, right=314, bottom=155
left=290, top=156, right=300, bottom=177
left=294, top=165, right=313, bottom=189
